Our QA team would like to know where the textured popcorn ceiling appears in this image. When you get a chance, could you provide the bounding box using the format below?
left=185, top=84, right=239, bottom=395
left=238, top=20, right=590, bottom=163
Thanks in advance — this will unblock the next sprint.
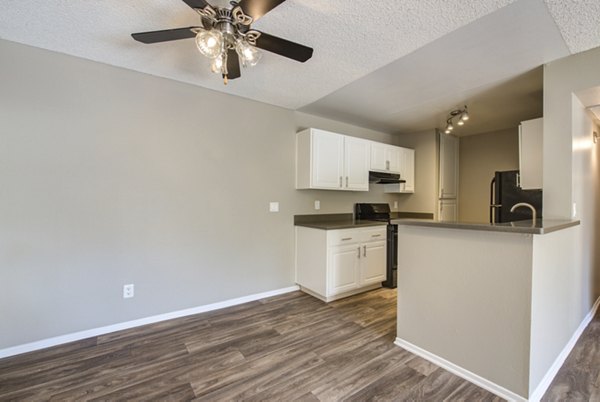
left=0, top=0, right=598, bottom=133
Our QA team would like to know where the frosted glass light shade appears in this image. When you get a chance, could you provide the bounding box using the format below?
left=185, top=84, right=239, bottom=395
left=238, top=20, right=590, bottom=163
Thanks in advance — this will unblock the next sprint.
left=196, top=30, right=223, bottom=59
left=236, top=40, right=261, bottom=67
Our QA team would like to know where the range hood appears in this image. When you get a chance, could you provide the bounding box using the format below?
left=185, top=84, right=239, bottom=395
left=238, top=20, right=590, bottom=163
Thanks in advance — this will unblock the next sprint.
left=369, top=171, right=405, bottom=184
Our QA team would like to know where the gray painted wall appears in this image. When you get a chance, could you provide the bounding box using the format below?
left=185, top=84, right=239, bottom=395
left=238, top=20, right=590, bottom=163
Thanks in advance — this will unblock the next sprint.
left=458, top=128, right=520, bottom=223
left=394, top=130, right=438, bottom=216
left=397, top=226, right=533, bottom=397
left=544, top=46, right=600, bottom=304
left=0, top=39, right=403, bottom=349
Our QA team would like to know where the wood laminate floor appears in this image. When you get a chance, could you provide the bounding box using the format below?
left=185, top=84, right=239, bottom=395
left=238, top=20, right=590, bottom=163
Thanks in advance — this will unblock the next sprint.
left=0, top=288, right=503, bottom=401
left=542, top=308, right=600, bottom=401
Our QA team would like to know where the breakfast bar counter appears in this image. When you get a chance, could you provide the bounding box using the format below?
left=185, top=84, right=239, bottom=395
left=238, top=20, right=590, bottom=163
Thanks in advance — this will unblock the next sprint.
left=392, top=218, right=581, bottom=401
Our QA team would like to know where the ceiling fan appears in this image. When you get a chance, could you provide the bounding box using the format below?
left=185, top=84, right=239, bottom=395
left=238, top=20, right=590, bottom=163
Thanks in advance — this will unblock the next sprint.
left=131, top=0, right=313, bottom=84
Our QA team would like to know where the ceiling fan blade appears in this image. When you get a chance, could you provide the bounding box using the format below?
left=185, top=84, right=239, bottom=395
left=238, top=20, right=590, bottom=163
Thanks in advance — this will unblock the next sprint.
left=238, top=0, right=286, bottom=21
left=254, top=32, right=313, bottom=62
left=181, top=0, right=210, bottom=9
left=132, top=27, right=199, bottom=44
left=227, top=49, right=241, bottom=80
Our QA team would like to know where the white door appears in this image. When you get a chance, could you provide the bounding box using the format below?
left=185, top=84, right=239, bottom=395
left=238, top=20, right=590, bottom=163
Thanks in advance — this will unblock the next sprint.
left=330, top=244, right=360, bottom=295
left=359, top=240, right=387, bottom=286
left=401, top=148, right=415, bottom=193
left=311, top=129, right=344, bottom=189
left=439, top=133, right=459, bottom=199
left=438, top=199, right=458, bottom=222
left=344, top=137, right=370, bottom=191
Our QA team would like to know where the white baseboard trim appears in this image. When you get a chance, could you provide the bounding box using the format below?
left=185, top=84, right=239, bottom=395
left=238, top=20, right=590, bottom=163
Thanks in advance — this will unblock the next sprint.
left=394, top=337, right=527, bottom=402
left=528, top=295, right=600, bottom=402
left=0, top=285, right=300, bottom=360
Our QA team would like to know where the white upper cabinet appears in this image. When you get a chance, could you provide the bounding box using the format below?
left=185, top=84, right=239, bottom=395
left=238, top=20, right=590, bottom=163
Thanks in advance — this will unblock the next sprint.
left=370, top=143, right=401, bottom=174
left=439, top=133, right=459, bottom=199
left=296, top=128, right=369, bottom=191
left=383, top=147, right=415, bottom=194
left=401, top=147, right=415, bottom=192
left=344, top=136, right=370, bottom=191
left=519, top=118, right=543, bottom=190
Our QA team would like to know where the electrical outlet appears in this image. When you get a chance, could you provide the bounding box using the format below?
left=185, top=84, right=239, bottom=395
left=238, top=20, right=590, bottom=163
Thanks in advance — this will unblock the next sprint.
left=269, top=202, right=279, bottom=212
left=123, top=284, right=134, bottom=299
left=314, top=200, right=320, bottom=210
left=393, top=201, right=398, bottom=209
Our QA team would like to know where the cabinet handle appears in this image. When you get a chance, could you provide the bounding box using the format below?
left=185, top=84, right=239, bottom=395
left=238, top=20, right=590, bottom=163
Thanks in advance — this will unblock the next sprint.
left=341, top=237, right=352, bottom=241
left=346, top=176, right=348, bottom=187
left=339, top=176, right=342, bottom=188
left=363, top=245, right=366, bottom=257
left=357, top=247, right=361, bottom=258
left=371, top=234, right=381, bottom=237
left=386, top=160, right=390, bottom=170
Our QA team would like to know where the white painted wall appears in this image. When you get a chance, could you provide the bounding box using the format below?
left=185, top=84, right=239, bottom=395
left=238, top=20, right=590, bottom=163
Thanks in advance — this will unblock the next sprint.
left=0, top=39, right=402, bottom=349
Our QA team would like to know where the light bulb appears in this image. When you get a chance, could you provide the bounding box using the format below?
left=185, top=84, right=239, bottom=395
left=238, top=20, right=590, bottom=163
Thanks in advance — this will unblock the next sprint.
left=457, top=119, right=464, bottom=126
left=461, top=110, right=469, bottom=121
left=236, top=40, right=262, bottom=67
left=446, top=121, right=454, bottom=132
left=195, top=30, right=223, bottom=59
left=444, top=129, right=451, bottom=134
left=210, top=54, right=224, bottom=73
left=210, top=52, right=227, bottom=74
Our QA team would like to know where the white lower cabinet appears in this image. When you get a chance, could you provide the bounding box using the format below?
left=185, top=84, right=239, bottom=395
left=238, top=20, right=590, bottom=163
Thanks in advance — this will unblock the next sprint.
left=295, top=226, right=387, bottom=302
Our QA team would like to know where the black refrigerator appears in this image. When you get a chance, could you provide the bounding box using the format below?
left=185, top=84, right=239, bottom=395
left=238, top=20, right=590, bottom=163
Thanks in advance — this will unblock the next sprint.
left=489, top=170, right=542, bottom=223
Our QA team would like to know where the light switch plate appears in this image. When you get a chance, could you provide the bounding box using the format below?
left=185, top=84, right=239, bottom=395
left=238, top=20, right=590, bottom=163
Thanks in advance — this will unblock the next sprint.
left=393, top=201, right=398, bottom=209
left=269, top=202, right=279, bottom=212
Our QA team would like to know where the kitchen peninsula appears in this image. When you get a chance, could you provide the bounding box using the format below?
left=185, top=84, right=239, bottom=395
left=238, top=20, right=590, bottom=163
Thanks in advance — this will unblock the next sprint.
left=392, top=218, right=580, bottom=401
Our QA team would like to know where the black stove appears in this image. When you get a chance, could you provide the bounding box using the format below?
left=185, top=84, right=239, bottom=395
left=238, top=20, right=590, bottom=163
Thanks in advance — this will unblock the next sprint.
left=355, top=203, right=398, bottom=288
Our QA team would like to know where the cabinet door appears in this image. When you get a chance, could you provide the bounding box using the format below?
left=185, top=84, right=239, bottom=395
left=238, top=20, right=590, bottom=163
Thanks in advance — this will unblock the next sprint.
left=401, top=148, right=415, bottom=193
left=387, top=146, right=401, bottom=174
left=330, top=244, right=360, bottom=295
left=344, top=137, right=370, bottom=191
left=438, top=199, right=457, bottom=222
left=360, top=240, right=387, bottom=286
left=519, top=118, right=543, bottom=190
left=370, top=142, right=388, bottom=172
left=311, top=129, right=344, bottom=189
left=439, top=133, right=459, bottom=199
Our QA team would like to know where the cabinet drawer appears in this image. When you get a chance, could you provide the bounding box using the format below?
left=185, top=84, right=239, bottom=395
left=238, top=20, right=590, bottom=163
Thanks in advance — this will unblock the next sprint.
left=328, top=229, right=361, bottom=246
left=360, top=227, right=387, bottom=243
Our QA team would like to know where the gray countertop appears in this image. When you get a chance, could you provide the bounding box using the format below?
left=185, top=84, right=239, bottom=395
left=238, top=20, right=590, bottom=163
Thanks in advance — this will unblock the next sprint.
left=294, top=212, right=434, bottom=230
left=295, top=219, right=388, bottom=230
left=391, top=218, right=580, bottom=235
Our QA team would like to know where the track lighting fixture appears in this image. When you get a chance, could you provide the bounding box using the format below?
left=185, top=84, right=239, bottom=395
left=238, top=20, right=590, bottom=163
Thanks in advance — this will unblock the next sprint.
left=444, top=105, right=469, bottom=134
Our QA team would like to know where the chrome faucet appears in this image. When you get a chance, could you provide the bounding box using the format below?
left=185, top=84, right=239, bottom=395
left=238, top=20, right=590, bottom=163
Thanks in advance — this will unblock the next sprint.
left=510, top=202, right=537, bottom=221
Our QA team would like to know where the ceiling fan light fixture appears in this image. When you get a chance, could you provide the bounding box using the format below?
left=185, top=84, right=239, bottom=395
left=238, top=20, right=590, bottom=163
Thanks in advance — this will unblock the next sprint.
left=236, top=40, right=261, bottom=67
left=195, top=29, right=224, bottom=59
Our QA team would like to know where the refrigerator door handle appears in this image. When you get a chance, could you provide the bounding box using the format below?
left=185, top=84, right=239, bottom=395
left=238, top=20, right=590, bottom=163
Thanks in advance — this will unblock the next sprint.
left=490, top=177, right=496, bottom=224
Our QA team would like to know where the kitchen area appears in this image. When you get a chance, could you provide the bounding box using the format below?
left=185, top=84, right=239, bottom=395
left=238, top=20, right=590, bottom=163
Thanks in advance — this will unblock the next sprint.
left=292, top=102, right=591, bottom=400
